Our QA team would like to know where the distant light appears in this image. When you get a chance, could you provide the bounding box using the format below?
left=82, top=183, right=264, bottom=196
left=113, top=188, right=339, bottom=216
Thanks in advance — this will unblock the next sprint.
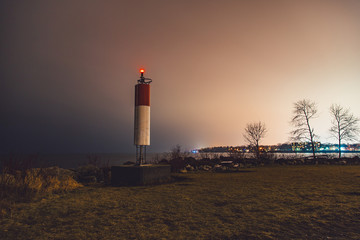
left=140, top=69, right=145, bottom=73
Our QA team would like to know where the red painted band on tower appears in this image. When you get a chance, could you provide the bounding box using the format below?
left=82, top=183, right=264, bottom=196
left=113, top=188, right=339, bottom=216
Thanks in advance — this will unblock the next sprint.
left=135, top=84, right=150, bottom=106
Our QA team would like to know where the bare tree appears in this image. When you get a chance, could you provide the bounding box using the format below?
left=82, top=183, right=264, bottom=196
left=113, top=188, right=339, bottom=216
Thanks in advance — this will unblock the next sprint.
left=169, top=144, right=189, bottom=160
left=290, top=99, right=318, bottom=158
left=243, top=121, right=267, bottom=159
left=329, top=104, right=360, bottom=158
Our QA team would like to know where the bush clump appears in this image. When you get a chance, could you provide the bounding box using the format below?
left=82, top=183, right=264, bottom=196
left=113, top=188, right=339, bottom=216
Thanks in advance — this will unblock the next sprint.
left=75, top=165, right=103, bottom=184
left=0, top=167, right=82, bottom=201
left=0, top=165, right=82, bottom=217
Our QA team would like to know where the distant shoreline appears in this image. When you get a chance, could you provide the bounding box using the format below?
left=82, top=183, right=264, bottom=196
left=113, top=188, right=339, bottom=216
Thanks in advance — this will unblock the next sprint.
left=1, top=151, right=360, bottom=170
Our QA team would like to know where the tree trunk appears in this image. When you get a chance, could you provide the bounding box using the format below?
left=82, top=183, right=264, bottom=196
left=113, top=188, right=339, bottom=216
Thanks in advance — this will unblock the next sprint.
left=305, top=112, right=316, bottom=159
left=311, top=140, right=316, bottom=159
left=338, top=121, right=341, bottom=159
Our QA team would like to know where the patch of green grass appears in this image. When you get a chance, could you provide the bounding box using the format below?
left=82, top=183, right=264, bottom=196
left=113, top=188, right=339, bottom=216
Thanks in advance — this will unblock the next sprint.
left=1, top=166, right=360, bottom=239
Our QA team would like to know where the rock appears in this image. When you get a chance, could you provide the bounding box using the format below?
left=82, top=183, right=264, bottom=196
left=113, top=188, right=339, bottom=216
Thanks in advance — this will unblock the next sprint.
left=185, top=165, right=194, bottom=171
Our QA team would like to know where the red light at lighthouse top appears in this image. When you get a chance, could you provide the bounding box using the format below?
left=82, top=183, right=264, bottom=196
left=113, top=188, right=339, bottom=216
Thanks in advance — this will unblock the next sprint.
left=140, top=68, right=145, bottom=78
left=138, top=68, right=152, bottom=84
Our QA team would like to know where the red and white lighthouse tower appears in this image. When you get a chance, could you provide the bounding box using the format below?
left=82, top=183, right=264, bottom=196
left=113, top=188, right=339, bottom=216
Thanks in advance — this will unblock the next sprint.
left=134, top=68, right=152, bottom=165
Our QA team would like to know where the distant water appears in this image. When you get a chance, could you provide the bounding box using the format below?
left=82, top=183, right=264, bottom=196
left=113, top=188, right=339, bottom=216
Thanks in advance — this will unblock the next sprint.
left=0, top=152, right=224, bottom=169
left=0, top=153, right=137, bottom=169
left=1, top=152, right=358, bottom=169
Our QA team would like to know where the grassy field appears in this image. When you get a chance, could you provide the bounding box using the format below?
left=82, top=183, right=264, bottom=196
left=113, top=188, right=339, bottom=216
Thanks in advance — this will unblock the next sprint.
left=1, top=165, right=360, bottom=239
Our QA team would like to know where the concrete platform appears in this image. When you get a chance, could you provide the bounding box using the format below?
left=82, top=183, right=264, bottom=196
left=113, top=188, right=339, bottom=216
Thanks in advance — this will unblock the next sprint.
left=111, top=164, right=171, bottom=186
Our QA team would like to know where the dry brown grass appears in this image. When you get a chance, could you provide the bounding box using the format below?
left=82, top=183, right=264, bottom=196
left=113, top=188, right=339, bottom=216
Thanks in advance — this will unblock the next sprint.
left=1, top=165, right=360, bottom=239
left=0, top=167, right=82, bottom=217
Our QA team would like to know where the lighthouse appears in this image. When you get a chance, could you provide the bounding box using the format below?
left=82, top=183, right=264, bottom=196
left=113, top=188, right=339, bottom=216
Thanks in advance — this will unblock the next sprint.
left=134, top=68, right=152, bottom=165
left=111, top=69, right=170, bottom=186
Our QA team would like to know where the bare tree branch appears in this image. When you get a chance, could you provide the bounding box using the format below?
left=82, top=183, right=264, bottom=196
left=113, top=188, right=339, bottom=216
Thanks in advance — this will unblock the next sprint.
left=329, top=104, right=360, bottom=158
left=243, top=121, right=267, bottom=159
left=290, top=99, right=318, bottom=158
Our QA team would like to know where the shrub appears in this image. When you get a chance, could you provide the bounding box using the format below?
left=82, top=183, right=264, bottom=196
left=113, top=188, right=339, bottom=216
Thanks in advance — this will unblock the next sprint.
left=0, top=165, right=82, bottom=218
left=184, top=157, right=198, bottom=168
left=169, top=158, right=187, bottom=173
left=75, top=164, right=104, bottom=184
left=0, top=156, right=83, bottom=217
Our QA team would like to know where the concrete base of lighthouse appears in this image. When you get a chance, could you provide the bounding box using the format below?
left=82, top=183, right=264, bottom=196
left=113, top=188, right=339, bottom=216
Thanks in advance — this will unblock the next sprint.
left=111, top=165, right=171, bottom=186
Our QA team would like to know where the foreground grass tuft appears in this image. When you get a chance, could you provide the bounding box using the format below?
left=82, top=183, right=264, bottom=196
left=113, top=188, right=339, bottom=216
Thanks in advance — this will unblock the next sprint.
left=1, top=166, right=360, bottom=239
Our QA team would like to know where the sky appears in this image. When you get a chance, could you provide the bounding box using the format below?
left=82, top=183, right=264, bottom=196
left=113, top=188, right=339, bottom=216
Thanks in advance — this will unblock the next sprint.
left=1, top=0, right=360, bottom=154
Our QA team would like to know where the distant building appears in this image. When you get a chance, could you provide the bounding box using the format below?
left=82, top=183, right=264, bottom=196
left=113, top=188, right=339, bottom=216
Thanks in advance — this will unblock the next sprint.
left=291, top=142, right=320, bottom=152
left=198, top=142, right=360, bottom=153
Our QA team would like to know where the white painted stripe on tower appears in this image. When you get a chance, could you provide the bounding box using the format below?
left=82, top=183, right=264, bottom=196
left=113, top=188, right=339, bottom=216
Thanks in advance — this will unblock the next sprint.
left=134, top=105, right=150, bottom=145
